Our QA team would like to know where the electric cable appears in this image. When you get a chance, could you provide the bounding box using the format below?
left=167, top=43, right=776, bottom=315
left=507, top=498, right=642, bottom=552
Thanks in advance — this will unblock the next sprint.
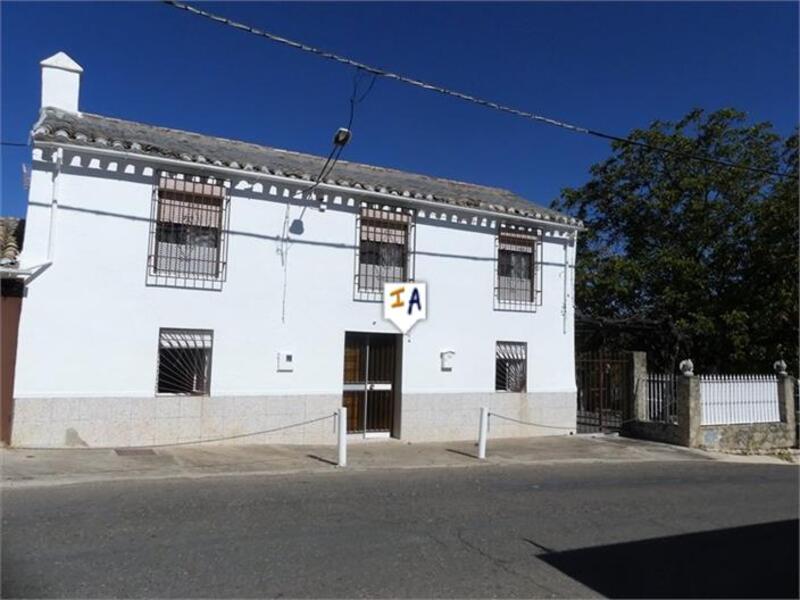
left=278, top=70, right=375, bottom=323
left=163, top=0, right=791, bottom=179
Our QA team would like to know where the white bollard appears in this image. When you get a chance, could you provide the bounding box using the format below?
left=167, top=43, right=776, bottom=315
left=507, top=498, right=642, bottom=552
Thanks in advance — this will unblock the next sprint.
left=337, top=407, right=347, bottom=467
left=478, top=406, right=488, bottom=459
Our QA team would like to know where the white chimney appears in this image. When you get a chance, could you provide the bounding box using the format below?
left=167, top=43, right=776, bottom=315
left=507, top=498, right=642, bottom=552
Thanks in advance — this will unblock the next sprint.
left=40, top=51, right=83, bottom=112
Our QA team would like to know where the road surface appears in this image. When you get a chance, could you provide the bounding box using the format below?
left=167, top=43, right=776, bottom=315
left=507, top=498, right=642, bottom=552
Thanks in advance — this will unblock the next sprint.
left=2, top=460, right=797, bottom=598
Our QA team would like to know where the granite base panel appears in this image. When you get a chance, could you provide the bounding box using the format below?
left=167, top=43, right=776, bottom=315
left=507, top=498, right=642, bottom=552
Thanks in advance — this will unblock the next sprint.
left=11, top=391, right=577, bottom=448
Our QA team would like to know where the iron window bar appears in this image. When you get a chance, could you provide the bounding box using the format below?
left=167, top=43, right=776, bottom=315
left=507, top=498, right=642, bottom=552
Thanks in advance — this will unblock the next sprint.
left=147, top=170, right=231, bottom=290
left=495, top=341, right=527, bottom=392
left=156, top=328, right=214, bottom=395
left=494, top=227, right=542, bottom=312
left=354, top=205, right=415, bottom=302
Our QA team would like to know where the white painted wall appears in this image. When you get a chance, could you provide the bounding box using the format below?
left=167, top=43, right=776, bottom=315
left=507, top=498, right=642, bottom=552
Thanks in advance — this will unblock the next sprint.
left=40, top=52, right=82, bottom=112
left=13, top=146, right=577, bottom=445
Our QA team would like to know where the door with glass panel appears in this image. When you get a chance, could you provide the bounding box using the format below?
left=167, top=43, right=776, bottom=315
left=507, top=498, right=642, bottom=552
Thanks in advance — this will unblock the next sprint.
left=342, top=332, right=399, bottom=435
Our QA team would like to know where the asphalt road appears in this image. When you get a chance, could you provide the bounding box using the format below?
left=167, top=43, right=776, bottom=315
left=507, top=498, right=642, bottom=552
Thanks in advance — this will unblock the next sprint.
left=2, top=461, right=798, bottom=598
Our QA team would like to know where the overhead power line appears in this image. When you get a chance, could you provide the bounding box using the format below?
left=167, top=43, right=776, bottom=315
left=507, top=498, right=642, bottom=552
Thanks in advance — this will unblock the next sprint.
left=2, top=142, right=28, bottom=147
left=163, top=0, right=790, bottom=179
left=277, top=72, right=374, bottom=323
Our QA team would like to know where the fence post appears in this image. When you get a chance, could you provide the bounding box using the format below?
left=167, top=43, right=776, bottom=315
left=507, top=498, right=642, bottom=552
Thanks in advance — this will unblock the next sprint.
left=337, top=407, right=347, bottom=468
left=631, top=351, right=648, bottom=422
left=776, top=374, right=797, bottom=447
left=478, top=407, right=488, bottom=459
left=677, top=372, right=701, bottom=448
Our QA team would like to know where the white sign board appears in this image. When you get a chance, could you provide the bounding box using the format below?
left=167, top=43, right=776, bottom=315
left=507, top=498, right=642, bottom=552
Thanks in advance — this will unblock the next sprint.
left=383, top=282, right=427, bottom=334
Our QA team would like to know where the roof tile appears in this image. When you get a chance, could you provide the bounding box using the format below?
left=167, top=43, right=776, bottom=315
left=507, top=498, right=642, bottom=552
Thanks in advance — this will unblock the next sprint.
left=0, top=218, right=24, bottom=267
left=32, top=108, right=582, bottom=227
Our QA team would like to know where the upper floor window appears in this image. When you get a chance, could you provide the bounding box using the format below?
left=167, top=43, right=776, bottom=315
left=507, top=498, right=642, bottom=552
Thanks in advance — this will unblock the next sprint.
left=355, top=206, right=414, bottom=301
left=495, top=227, right=541, bottom=311
left=147, top=171, right=230, bottom=290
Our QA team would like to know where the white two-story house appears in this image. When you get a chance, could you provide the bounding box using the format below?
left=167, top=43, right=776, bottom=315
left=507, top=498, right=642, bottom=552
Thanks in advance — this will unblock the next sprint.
left=9, top=52, right=582, bottom=448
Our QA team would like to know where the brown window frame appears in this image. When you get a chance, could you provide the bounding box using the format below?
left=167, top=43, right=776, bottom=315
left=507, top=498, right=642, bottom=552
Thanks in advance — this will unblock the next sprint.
left=354, top=206, right=415, bottom=302
left=494, top=227, right=542, bottom=312
left=147, top=171, right=230, bottom=290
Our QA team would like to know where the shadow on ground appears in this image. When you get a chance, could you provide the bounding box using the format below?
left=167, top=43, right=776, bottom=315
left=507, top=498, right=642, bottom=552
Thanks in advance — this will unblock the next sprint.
left=540, top=519, right=799, bottom=598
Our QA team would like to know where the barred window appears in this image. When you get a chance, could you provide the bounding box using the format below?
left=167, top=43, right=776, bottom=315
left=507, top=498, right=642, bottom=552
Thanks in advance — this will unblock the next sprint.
left=495, top=229, right=541, bottom=311
left=148, top=172, right=230, bottom=289
left=157, top=328, right=213, bottom=395
left=355, top=207, right=413, bottom=300
left=495, top=341, right=527, bottom=392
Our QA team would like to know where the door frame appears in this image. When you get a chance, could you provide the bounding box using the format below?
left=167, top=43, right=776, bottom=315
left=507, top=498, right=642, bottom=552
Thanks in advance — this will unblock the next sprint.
left=342, top=331, right=403, bottom=439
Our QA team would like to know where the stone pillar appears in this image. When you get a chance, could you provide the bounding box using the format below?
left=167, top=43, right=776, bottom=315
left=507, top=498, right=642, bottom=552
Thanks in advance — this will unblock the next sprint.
left=676, top=375, right=702, bottom=447
left=777, top=375, right=797, bottom=446
left=631, top=351, right=648, bottom=422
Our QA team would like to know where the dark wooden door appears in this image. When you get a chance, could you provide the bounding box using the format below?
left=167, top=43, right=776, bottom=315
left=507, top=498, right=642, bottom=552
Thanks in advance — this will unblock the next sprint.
left=1, top=295, right=22, bottom=445
left=343, top=332, right=398, bottom=434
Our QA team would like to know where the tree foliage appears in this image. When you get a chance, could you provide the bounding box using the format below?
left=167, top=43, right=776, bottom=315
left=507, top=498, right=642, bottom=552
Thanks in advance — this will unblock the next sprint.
left=553, top=108, right=798, bottom=373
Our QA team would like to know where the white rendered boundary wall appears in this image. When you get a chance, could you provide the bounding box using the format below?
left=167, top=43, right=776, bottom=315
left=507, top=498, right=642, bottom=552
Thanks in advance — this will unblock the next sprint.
left=699, top=375, right=780, bottom=426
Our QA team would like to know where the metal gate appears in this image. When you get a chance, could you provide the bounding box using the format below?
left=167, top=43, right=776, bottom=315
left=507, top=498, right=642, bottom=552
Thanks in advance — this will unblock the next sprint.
left=576, top=351, right=633, bottom=433
left=342, top=332, right=400, bottom=436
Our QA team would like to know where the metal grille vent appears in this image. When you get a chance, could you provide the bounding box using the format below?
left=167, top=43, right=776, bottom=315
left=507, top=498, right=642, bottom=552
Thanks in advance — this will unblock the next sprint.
left=495, top=341, right=527, bottom=392
left=157, top=328, right=213, bottom=395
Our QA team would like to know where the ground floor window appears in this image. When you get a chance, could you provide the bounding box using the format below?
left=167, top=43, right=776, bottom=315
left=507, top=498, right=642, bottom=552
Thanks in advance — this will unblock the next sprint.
left=156, top=328, right=213, bottom=395
left=495, top=341, right=527, bottom=392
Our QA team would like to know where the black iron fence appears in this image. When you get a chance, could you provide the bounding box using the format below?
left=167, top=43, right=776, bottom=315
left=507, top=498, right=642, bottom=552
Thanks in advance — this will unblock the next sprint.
left=576, top=351, right=633, bottom=433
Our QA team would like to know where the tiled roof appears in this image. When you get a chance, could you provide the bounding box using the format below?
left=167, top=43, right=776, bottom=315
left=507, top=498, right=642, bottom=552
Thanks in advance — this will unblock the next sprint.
left=32, top=108, right=582, bottom=228
left=0, top=218, right=24, bottom=268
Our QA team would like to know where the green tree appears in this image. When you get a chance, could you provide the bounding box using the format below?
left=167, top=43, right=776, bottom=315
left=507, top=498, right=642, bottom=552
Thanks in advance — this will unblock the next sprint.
left=553, top=108, right=798, bottom=373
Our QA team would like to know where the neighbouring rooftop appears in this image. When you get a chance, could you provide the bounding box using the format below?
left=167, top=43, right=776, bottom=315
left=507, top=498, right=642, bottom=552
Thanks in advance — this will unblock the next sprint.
left=32, top=107, right=582, bottom=228
left=0, top=217, right=24, bottom=268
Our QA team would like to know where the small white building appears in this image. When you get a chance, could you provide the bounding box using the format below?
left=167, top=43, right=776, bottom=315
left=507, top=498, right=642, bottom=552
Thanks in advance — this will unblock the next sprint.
left=10, top=53, right=582, bottom=448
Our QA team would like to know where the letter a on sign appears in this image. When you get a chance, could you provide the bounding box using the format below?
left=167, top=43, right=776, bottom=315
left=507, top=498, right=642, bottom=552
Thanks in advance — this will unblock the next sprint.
left=384, top=282, right=427, bottom=334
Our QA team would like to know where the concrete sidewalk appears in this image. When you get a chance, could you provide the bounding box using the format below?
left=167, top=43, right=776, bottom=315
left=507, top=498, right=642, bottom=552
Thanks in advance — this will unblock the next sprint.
left=1, top=434, right=793, bottom=488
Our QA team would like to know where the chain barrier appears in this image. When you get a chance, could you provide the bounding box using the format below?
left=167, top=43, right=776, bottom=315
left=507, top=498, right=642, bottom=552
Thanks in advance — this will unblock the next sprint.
left=487, top=412, right=573, bottom=432
left=489, top=412, right=641, bottom=432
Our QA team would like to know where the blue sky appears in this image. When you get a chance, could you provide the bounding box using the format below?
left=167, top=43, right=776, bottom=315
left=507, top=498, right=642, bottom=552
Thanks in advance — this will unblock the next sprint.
left=1, top=1, right=797, bottom=217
